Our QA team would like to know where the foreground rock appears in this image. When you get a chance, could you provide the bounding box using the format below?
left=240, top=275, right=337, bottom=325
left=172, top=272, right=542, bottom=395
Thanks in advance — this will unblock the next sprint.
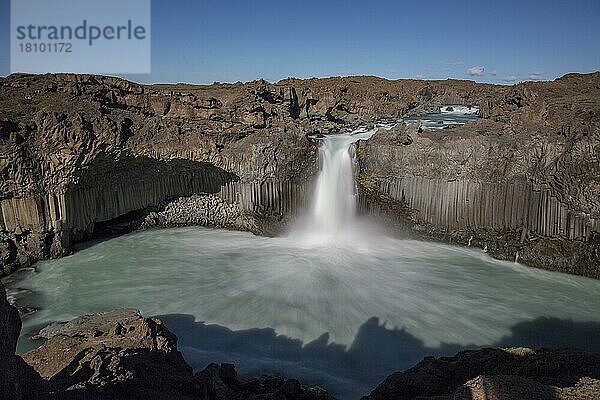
left=195, top=363, right=333, bottom=400
left=363, top=347, right=600, bottom=400
left=23, top=309, right=198, bottom=399
left=454, top=375, right=600, bottom=400
left=22, top=308, right=333, bottom=399
left=0, top=280, right=43, bottom=399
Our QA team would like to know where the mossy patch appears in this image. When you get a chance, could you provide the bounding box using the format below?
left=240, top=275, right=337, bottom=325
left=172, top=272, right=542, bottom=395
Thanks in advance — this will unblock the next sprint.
left=503, top=347, right=536, bottom=357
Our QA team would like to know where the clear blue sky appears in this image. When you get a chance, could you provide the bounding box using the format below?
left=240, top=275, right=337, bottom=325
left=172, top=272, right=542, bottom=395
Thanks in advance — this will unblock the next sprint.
left=1, top=0, right=599, bottom=84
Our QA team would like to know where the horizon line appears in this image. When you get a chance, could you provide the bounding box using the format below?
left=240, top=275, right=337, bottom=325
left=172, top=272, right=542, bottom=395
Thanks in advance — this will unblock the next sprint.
left=2, top=70, right=599, bottom=87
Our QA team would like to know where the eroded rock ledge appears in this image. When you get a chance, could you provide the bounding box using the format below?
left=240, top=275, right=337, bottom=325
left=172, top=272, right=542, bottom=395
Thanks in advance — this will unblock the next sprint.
left=25, top=309, right=334, bottom=400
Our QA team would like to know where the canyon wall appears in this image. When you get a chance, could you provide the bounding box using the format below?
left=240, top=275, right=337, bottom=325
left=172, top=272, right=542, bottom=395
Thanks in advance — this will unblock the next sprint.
left=1, top=72, right=599, bottom=277
left=218, top=180, right=309, bottom=214
left=373, top=178, right=598, bottom=241
left=357, top=93, right=600, bottom=277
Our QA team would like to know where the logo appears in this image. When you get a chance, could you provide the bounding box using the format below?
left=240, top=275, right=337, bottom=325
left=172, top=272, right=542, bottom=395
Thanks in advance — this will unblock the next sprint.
left=10, top=0, right=151, bottom=74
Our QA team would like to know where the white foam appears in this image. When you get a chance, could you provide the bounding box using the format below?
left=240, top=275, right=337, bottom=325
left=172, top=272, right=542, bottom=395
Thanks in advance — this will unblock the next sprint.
left=292, top=125, right=381, bottom=244
left=440, top=105, right=479, bottom=115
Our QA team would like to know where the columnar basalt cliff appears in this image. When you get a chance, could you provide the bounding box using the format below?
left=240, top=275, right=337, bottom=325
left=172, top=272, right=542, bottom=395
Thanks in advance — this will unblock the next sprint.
left=357, top=75, right=600, bottom=277
left=1, top=72, right=599, bottom=277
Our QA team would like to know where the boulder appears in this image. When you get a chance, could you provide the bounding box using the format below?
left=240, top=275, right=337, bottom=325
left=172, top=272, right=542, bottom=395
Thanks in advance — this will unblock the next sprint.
left=372, top=122, right=417, bottom=146
left=24, top=308, right=199, bottom=399
left=22, top=308, right=334, bottom=399
left=363, top=347, right=600, bottom=400
left=454, top=375, right=600, bottom=400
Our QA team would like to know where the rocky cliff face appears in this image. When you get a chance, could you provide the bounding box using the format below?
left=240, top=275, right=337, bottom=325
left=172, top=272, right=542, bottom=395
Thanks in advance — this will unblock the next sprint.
left=357, top=74, right=600, bottom=277
left=1, top=72, right=599, bottom=277
left=0, top=74, right=316, bottom=274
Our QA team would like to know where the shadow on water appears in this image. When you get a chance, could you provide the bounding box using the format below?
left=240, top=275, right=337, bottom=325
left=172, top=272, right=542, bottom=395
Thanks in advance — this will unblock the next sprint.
left=158, top=314, right=600, bottom=399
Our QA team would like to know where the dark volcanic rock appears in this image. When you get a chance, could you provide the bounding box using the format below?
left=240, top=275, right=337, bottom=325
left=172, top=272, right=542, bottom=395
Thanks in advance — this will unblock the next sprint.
left=0, top=280, right=44, bottom=399
left=21, top=308, right=334, bottom=400
left=194, top=362, right=334, bottom=400
left=363, top=347, right=600, bottom=400
left=454, top=375, right=600, bottom=400
left=0, top=279, right=22, bottom=397
left=24, top=308, right=200, bottom=399
left=373, top=122, right=418, bottom=146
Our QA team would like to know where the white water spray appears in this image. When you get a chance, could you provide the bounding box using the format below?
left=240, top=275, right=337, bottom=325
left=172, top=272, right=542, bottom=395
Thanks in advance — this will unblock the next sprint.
left=312, top=129, right=374, bottom=230
left=291, top=126, right=380, bottom=243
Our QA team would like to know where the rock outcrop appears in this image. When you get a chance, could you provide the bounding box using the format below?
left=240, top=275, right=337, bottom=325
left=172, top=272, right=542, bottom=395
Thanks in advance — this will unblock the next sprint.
left=0, top=280, right=43, bottom=399
left=358, top=106, right=600, bottom=277
left=23, top=309, right=198, bottom=399
left=363, top=347, right=600, bottom=400
left=20, top=308, right=333, bottom=399
left=194, top=363, right=334, bottom=400
left=1, top=72, right=599, bottom=277
left=454, top=375, right=600, bottom=400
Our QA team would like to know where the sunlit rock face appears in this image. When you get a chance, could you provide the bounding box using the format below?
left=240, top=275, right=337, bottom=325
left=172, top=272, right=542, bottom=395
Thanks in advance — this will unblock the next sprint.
left=355, top=75, right=600, bottom=277
left=1, top=72, right=599, bottom=277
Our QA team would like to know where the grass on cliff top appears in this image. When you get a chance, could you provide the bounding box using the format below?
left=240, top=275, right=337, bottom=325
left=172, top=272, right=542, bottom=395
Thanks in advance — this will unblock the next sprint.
left=148, top=82, right=243, bottom=92
left=0, top=90, right=93, bottom=124
left=0, top=97, right=38, bottom=123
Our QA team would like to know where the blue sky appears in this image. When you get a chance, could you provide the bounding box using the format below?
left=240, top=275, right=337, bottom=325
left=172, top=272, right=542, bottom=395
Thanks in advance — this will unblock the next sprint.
left=1, top=0, right=599, bottom=84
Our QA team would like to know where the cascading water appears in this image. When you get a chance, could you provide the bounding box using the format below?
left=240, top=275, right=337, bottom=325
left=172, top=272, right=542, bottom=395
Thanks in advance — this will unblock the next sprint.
left=311, top=134, right=358, bottom=232
left=292, top=126, right=379, bottom=243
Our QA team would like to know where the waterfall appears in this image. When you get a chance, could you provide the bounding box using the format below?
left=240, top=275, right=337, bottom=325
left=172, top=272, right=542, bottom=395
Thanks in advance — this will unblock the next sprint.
left=291, top=126, right=379, bottom=244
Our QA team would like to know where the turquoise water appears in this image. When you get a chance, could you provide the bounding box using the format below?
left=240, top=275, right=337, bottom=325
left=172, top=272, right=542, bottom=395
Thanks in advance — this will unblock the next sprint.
left=6, top=226, right=600, bottom=399
left=404, top=110, right=478, bottom=130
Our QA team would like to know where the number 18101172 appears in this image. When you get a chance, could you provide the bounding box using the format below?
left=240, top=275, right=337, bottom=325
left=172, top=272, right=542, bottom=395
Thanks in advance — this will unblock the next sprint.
left=19, top=42, right=72, bottom=52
